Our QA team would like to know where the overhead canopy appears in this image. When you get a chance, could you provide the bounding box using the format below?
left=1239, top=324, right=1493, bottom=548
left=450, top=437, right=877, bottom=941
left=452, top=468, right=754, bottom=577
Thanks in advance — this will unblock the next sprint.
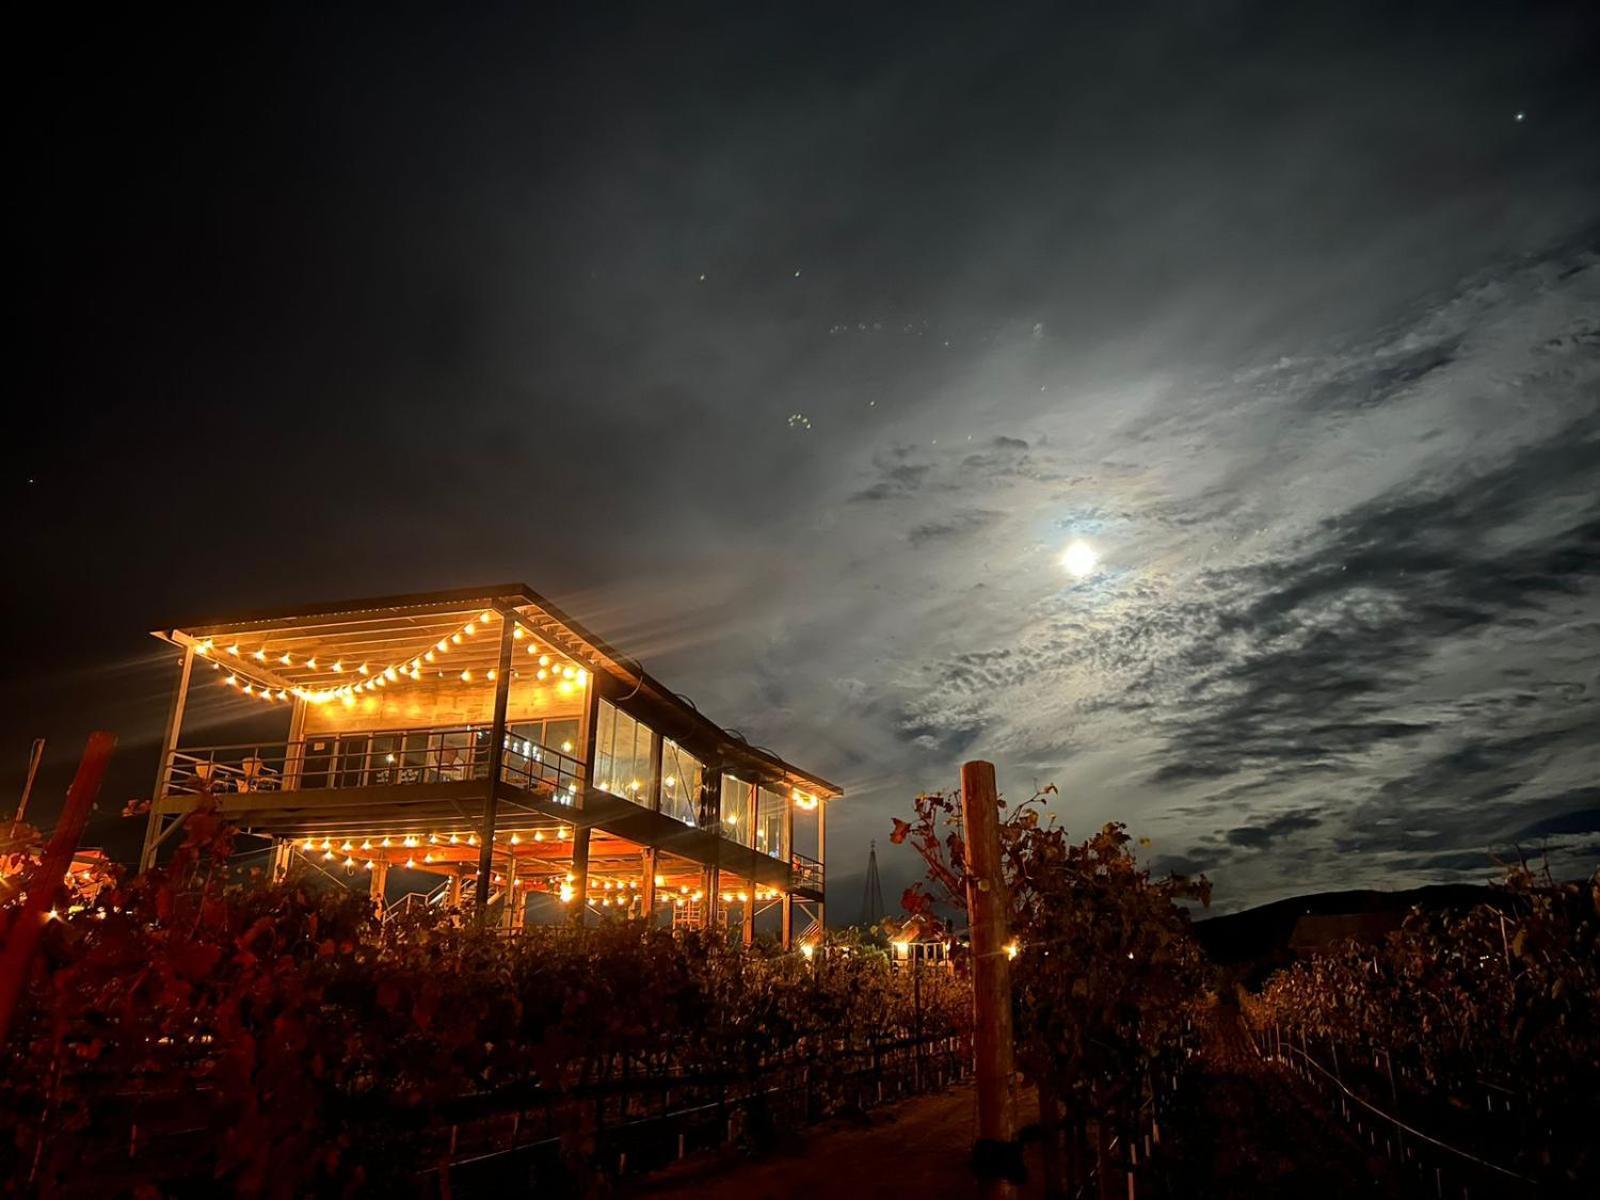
left=153, top=582, right=842, bottom=799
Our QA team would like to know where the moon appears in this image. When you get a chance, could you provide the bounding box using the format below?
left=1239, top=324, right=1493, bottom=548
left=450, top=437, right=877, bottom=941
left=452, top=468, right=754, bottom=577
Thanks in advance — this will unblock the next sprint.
left=1061, top=540, right=1099, bottom=579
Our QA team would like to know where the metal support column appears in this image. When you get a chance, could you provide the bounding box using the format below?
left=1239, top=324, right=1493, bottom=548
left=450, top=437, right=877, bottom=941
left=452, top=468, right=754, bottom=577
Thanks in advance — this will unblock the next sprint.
left=569, top=824, right=591, bottom=925
left=782, top=793, right=795, bottom=949
left=474, top=607, right=517, bottom=926
left=142, top=642, right=194, bottom=871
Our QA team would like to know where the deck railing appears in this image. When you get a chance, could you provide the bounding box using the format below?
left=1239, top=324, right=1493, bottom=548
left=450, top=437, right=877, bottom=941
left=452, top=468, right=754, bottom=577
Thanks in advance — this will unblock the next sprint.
left=789, top=851, right=825, bottom=893
left=161, top=723, right=586, bottom=803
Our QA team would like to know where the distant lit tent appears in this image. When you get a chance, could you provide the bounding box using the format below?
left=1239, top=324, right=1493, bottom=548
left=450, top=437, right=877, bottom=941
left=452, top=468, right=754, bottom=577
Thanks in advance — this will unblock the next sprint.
left=883, top=912, right=954, bottom=970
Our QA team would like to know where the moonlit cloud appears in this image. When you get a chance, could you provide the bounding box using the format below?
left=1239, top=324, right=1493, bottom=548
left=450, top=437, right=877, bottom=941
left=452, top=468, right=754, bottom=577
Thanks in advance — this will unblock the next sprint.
left=9, top=2, right=1599, bottom=912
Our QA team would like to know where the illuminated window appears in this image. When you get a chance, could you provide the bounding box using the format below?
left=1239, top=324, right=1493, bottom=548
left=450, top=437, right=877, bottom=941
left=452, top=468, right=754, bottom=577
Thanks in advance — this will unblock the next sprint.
left=660, top=739, right=703, bottom=825
left=757, top=786, right=788, bottom=858
left=721, top=774, right=753, bottom=837
left=595, top=700, right=653, bottom=805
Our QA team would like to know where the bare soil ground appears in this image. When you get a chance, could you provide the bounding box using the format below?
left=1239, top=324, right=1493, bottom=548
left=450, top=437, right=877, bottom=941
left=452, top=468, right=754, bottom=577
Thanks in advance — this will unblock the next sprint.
left=624, top=1081, right=1047, bottom=1200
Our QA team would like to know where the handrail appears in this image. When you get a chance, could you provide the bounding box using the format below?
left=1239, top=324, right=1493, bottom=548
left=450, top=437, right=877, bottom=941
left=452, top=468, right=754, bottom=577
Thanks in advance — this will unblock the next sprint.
left=166, top=722, right=493, bottom=755
left=162, top=722, right=586, bottom=802
left=789, top=851, right=825, bottom=891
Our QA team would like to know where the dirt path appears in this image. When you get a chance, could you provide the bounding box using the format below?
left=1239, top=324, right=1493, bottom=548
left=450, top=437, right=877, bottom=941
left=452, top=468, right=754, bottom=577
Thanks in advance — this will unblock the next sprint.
left=1146, top=1000, right=1409, bottom=1199
left=625, top=1082, right=1046, bottom=1200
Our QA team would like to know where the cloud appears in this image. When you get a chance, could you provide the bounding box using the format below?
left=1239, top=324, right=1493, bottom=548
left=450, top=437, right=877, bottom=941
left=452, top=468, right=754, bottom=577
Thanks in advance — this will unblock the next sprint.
left=1225, top=810, right=1325, bottom=850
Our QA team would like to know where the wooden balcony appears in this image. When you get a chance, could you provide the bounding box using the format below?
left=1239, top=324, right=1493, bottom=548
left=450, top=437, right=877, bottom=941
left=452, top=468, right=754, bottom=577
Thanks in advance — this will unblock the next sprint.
left=153, top=722, right=808, bottom=896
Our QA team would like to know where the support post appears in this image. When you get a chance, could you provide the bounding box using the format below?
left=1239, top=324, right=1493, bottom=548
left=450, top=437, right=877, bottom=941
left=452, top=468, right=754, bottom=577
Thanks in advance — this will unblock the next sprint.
left=702, top=862, right=720, bottom=932
left=575, top=669, right=602, bottom=809
left=269, top=839, right=292, bottom=883
left=502, top=854, right=521, bottom=930
left=702, top=762, right=723, bottom=931
left=282, top=698, right=308, bottom=791
left=743, top=875, right=756, bottom=947
left=648, top=731, right=663, bottom=813
left=743, top=780, right=758, bottom=946
left=817, top=795, right=828, bottom=931
left=568, top=824, right=591, bottom=925
left=474, top=608, right=517, bottom=925
left=369, top=859, right=389, bottom=918
left=641, top=846, right=658, bottom=925
left=961, top=760, right=1018, bottom=1196
left=142, top=643, right=194, bottom=870
left=6, top=738, right=45, bottom=844
left=782, top=792, right=795, bottom=949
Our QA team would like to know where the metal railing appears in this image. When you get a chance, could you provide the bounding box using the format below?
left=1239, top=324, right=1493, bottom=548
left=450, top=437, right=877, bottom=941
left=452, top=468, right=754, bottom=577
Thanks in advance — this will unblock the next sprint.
left=162, top=723, right=586, bottom=802
left=789, top=851, right=824, bottom=892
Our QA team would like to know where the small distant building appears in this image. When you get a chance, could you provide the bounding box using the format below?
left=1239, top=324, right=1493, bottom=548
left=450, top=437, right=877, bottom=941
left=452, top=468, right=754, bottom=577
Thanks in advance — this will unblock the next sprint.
left=885, top=913, right=955, bottom=970
left=144, top=584, right=839, bottom=945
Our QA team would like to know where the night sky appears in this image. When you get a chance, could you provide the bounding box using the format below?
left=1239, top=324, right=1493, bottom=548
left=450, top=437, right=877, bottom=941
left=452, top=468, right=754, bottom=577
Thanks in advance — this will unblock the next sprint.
left=9, top=2, right=1599, bottom=914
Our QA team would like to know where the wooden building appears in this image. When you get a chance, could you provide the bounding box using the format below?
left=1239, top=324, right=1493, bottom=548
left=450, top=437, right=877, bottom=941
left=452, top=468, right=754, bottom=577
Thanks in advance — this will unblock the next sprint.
left=143, top=584, right=837, bottom=945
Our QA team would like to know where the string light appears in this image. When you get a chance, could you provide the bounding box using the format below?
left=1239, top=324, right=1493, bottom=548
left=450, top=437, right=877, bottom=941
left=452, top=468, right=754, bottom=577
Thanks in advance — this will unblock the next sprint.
left=207, top=610, right=587, bottom=708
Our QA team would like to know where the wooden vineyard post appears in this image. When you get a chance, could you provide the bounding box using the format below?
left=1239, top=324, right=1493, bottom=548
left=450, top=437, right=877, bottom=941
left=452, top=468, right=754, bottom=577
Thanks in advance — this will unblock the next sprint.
left=960, top=759, right=1019, bottom=1196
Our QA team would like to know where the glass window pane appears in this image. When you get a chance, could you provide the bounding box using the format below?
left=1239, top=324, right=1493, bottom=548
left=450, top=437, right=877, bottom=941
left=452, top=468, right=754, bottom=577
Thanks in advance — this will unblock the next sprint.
left=720, top=775, right=753, bottom=840
left=660, top=739, right=703, bottom=825
left=369, top=734, right=399, bottom=786
left=596, top=700, right=653, bottom=806
left=544, top=719, right=579, bottom=758
left=399, top=732, right=431, bottom=784
left=336, top=735, right=369, bottom=789
left=757, top=787, right=787, bottom=858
